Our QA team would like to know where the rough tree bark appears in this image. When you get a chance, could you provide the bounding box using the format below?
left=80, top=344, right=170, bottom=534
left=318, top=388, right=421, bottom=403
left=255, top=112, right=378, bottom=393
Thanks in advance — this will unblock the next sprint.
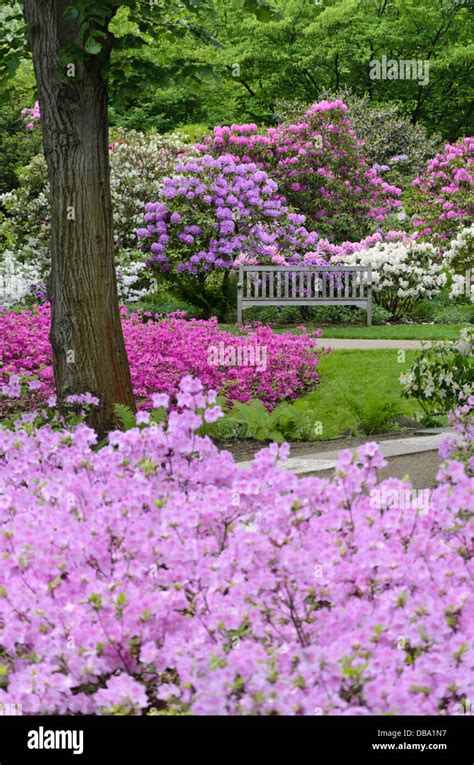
left=22, top=0, right=136, bottom=437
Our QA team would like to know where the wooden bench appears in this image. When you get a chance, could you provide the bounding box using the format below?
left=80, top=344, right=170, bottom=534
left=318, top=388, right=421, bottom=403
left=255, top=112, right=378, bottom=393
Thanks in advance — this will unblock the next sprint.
left=237, top=265, right=373, bottom=326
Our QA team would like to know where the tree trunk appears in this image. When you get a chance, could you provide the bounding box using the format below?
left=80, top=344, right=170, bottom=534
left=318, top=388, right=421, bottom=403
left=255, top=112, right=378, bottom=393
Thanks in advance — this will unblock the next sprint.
left=22, top=0, right=136, bottom=437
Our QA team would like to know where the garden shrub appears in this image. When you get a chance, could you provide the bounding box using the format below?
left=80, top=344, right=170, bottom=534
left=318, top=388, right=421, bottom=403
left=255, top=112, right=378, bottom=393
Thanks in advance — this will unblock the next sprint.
left=242, top=303, right=391, bottom=327
left=449, top=275, right=474, bottom=305
left=405, top=138, right=474, bottom=243
left=0, top=129, right=195, bottom=292
left=126, top=301, right=203, bottom=321
left=0, top=153, right=50, bottom=272
left=400, top=327, right=474, bottom=418
left=197, top=100, right=403, bottom=242
left=275, top=92, right=443, bottom=192
left=0, top=378, right=472, bottom=715
left=234, top=231, right=408, bottom=267
left=0, top=306, right=322, bottom=415
left=0, top=70, right=42, bottom=196
left=167, top=124, right=210, bottom=144
left=439, top=395, right=474, bottom=473
left=333, top=240, right=446, bottom=320
left=445, top=225, right=474, bottom=304
left=306, top=304, right=392, bottom=326
left=243, top=305, right=301, bottom=326
left=445, top=224, right=474, bottom=275
left=202, top=396, right=316, bottom=443
left=0, top=250, right=46, bottom=308
left=137, top=153, right=318, bottom=318
left=108, top=129, right=195, bottom=250
left=344, top=395, right=403, bottom=436
left=435, top=304, right=474, bottom=324
left=408, top=291, right=474, bottom=324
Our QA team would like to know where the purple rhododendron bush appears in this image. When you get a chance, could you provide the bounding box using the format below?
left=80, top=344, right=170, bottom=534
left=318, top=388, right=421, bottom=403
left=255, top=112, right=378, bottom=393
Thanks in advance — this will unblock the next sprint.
left=0, top=306, right=322, bottom=414
left=0, top=378, right=473, bottom=716
left=137, top=153, right=318, bottom=275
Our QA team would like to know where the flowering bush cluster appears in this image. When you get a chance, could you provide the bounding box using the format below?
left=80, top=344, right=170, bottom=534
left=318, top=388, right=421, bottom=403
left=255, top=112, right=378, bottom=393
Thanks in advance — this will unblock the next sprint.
left=0, top=250, right=46, bottom=308
left=0, top=376, right=472, bottom=715
left=235, top=231, right=409, bottom=269
left=276, top=92, right=443, bottom=193
left=20, top=100, right=41, bottom=131
left=0, top=130, right=194, bottom=289
left=197, top=100, right=402, bottom=243
left=439, top=396, right=474, bottom=473
left=445, top=224, right=474, bottom=275
left=0, top=154, right=51, bottom=274
left=326, top=93, right=443, bottom=191
left=406, top=138, right=474, bottom=242
left=137, top=153, right=319, bottom=316
left=400, top=327, right=474, bottom=418
left=108, top=129, right=195, bottom=250
left=450, top=273, right=474, bottom=304
left=138, top=153, right=318, bottom=274
left=115, top=257, right=150, bottom=304
left=444, top=224, right=474, bottom=304
left=332, top=240, right=446, bottom=319
left=0, top=306, right=322, bottom=415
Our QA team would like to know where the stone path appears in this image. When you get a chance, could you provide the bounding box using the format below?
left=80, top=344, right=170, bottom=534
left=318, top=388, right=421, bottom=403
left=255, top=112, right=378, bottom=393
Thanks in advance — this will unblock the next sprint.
left=238, top=429, right=454, bottom=488
left=317, top=338, right=430, bottom=350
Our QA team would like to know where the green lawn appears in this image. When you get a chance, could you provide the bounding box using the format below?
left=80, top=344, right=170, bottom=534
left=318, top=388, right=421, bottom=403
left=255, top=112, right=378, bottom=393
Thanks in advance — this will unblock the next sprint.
left=220, top=322, right=466, bottom=341
left=289, top=349, right=432, bottom=440
left=315, top=324, right=466, bottom=340
left=212, top=349, right=440, bottom=442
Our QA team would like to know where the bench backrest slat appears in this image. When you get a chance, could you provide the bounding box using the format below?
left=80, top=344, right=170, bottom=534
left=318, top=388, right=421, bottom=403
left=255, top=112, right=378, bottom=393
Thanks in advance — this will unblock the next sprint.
left=237, top=264, right=372, bottom=325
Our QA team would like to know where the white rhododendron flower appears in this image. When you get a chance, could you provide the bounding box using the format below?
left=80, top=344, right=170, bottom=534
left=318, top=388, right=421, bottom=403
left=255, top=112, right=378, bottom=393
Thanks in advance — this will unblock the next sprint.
left=333, top=240, right=446, bottom=318
left=444, top=224, right=474, bottom=273
left=0, top=251, right=44, bottom=308
left=116, top=259, right=150, bottom=303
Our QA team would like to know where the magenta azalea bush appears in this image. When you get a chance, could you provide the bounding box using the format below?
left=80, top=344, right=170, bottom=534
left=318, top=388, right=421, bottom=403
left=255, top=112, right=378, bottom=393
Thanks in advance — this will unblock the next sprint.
left=0, top=378, right=472, bottom=715
left=0, top=306, right=322, bottom=414
left=407, top=138, right=474, bottom=243
left=197, top=100, right=402, bottom=243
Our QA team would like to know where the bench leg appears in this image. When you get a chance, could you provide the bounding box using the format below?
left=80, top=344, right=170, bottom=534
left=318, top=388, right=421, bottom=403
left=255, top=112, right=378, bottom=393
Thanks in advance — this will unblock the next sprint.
left=367, top=295, right=372, bottom=327
left=237, top=303, right=242, bottom=325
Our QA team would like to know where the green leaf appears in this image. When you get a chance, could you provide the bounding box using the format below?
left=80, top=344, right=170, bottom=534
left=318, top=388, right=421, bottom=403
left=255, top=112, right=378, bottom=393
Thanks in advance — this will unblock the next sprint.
left=79, top=21, right=90, bottom=38
left=242, top=0, right=275, bottom=22
left=64, top=7, right=79, bottom=20
left=114, top=403, right=136, bottom=431
left=84, top=37, right=102, bottom=55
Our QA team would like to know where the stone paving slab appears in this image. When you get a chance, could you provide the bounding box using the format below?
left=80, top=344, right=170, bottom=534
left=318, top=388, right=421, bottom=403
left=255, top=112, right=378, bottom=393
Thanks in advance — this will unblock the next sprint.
left=317, top=338, right=430, bottom=350
left=414, top=428, right=452, bottom=435
left=318, top=432, right=452, bottom=461
left=238, top=430, right=454, bottom=476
